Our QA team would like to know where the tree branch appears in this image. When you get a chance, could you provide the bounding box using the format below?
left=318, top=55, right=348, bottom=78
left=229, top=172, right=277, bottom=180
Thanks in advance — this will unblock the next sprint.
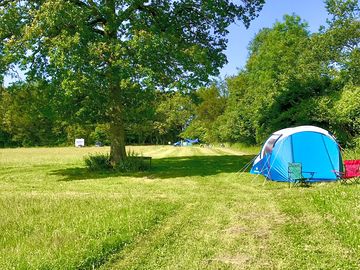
left=68, top=0, right=102, bottom=18
left=66, top=0, right=105, bottom=36
left=92, top=28, right=105, bottom=36
left=88, top=17, right=107, bottom=26
left=117, top=1, right=147, bottom=25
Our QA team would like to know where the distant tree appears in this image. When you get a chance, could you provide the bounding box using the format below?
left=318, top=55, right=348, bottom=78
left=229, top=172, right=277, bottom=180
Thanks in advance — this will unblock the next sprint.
left=182, top=84, right=226, bottom=142
left=296, top=0, right=360, bottom=145
left=218, top=2, right=359, bottom=145
left=218, top=72, right=256, bottom=144
left=1, top=82, right=66, bottom=146
left=154, top=91, right=195, bottom=143
left=219, top=15, right=313, bottom=143
left=0, top=86, right=12, bottom=147
left=312, top=0, right=360, bottom=84
left=319, top=0, right=360, bottom=145
left=124, top=86, right=156, bottom=144
left=0, top=0, right=264, bottom=164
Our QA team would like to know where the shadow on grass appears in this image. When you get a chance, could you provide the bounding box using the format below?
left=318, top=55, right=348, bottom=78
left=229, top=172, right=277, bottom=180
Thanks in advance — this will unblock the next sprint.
left=51, top=155, right=256, bottom=181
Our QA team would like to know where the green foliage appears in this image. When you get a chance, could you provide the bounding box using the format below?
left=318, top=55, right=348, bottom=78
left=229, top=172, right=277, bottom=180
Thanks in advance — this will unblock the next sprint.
left=332, top=84, right=360, bottom=145
left=182, top=84, right=226, bottom=143
left=154, top=91, right=195, bottom=143
left=84, top=153, right=112, bottom=171
left=116, top=151, right=151, bottom=172
left=342, top=147, right=360, bottom=160
left=1, top=0, right=358, bottom=150
left=212, top=5, right=359, bottom=147
left=0, top=83, right=197, bottom=147
left=215, top=15, right=314, bottom=144
left=218, top=73, right=257, bottom=144
left=325, top=0, right=359, bottom=23
left=89, top=124, right=110, bottom=146
left=85, top=151, right=150, bottom=172
left=0, top=82, right=68, bottom=146
left=0, top=0, right=264, bottom=163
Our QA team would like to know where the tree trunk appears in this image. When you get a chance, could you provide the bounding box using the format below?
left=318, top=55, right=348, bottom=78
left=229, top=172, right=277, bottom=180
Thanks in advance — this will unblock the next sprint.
left=109, top=84, right=126, bottom=166
left=104, top=0, right=127, bottom=166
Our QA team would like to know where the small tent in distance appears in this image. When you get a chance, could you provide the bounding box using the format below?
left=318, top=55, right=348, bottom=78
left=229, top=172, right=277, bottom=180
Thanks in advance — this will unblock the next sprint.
left=250, top=126, right=343, bottom=182
left=173, top=138, right=200, bottom=147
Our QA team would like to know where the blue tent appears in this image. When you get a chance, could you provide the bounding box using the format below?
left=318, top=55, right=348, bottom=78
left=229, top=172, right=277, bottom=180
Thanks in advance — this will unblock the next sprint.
left=184, top=138, right=199, bottom=144
left=173, top=138, right=199, bottom=146
left=250, top=126, right=343, bottom=182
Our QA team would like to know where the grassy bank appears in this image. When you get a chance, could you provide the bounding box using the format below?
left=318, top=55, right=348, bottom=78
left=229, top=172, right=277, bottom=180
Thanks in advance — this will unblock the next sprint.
left=0, top=146, right=359, bottom=269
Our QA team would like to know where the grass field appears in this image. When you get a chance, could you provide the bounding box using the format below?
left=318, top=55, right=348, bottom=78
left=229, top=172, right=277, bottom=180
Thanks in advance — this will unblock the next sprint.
left=0, top=146, right=359, bottom=269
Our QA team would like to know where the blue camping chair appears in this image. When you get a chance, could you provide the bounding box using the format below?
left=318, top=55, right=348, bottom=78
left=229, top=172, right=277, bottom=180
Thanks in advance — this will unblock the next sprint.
left=288, top=162, right=315, bottom=187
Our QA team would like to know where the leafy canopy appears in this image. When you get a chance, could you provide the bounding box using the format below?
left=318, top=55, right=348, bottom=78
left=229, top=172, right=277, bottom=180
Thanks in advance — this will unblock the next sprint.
left=0, top=0, right=264, bottom=90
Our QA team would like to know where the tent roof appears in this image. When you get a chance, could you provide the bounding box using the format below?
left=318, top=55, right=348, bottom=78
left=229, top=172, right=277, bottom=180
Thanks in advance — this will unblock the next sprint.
left=273, top=126, right=334, bottom=141
left=259, top=126, right=337, bottom=159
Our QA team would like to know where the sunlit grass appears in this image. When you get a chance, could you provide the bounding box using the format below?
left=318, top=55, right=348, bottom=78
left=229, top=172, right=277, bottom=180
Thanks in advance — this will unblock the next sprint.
left=0, top=146, right=359, bottom=269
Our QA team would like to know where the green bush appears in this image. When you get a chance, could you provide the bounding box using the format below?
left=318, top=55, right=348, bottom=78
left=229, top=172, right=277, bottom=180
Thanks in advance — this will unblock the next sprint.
left=84, top=151, right=150, bottom=172
left=116, top=151, right=150, bottom=172
left=342, top=147, right=360, bottom=160
left=84, top=154, right=112, bottom=171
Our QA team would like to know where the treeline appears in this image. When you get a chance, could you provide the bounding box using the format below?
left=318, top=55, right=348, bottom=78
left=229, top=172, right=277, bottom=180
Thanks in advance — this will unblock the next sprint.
left=0, top=83, right=195, bottom=147
left=1, top=1, right=359, bottom=148
left=184, top=3, right=360, bottom=148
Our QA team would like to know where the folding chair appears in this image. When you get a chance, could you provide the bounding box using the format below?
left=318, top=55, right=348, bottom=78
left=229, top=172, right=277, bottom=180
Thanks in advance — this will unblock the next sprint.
left=342, top=160, right=360, bottom=184
left=288, top=162, right=315, bottom=187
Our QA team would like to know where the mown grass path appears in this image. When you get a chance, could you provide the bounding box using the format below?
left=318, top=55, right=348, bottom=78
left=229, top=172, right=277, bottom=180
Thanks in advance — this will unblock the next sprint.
left=0, top=146, right=359, bottom=269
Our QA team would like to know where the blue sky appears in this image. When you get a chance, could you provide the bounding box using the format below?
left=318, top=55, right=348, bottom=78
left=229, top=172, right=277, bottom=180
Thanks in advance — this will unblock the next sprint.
left=220, top=0, right=330, bottom=77
left=4, top=0, right=330, bottom=86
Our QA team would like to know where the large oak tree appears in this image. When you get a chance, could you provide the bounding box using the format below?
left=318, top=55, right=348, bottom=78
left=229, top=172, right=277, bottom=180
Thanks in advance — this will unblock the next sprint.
left=0, top=0, right=264, bottom=164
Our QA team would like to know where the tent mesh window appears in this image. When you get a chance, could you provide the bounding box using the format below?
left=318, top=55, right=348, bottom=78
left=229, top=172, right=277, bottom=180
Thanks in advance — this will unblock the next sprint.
left=261, top=134, right=281, bottom=158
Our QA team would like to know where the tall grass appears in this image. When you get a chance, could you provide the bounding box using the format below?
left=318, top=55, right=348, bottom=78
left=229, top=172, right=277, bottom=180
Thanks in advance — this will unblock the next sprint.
left=227, top=142, right=261, bottom=155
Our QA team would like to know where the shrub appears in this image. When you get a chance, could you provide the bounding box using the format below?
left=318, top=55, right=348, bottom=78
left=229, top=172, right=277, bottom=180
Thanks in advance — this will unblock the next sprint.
left=84, top=154, right=112, bottom=171
left=84, top=151, right=150, bottom=172
left=342, top=147, right=360, bottom=161
left=116, top=151, right=150, bottom=172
